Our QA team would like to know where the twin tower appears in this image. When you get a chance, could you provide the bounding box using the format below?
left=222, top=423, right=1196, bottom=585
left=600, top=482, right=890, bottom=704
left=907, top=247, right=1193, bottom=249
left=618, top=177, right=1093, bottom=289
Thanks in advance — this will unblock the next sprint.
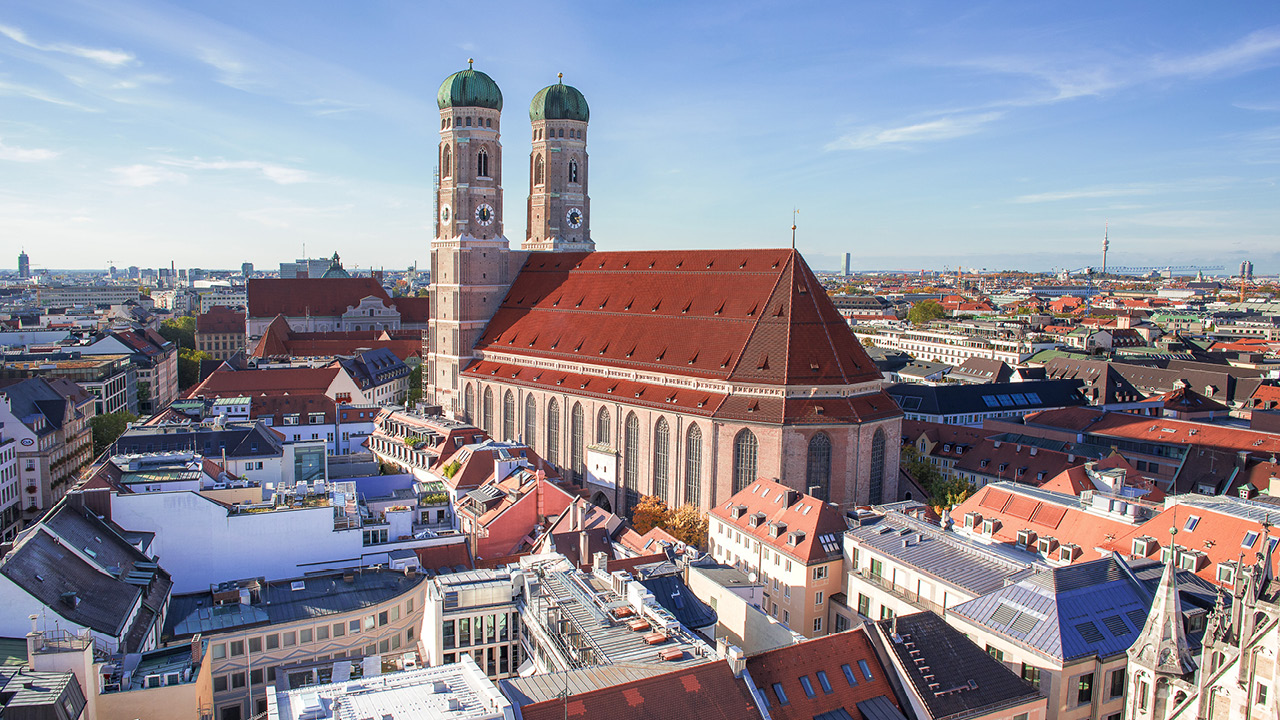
left=434, top=61, right=593, bottom=251
left=427, top=62, right=593, bottom=413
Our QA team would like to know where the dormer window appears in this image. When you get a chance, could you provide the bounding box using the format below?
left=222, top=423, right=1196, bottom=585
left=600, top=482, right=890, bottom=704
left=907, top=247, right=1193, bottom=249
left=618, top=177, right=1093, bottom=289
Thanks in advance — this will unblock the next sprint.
left=1058, top=543, right=1080, bottom=562
left=963, top=512, right=981, bottom=530
left=1037, top=536, right=1058, bottom=555
left=1217, top=562, right=1236, bottom=585
left=1017, top=529, right=1037, bottom=548
left=787, top=530, right=806, bottom=547
left=730, top=505, right=747, bottom=520
left=768, top=521, right=787, bottom=538
left=1132, top=536, right=1158, bottom=557
left=982, top=517, right=1000, bottom=536
left=1243, top=531, right=1260, bottom=549
left=748, top=512, right=766, bottom=528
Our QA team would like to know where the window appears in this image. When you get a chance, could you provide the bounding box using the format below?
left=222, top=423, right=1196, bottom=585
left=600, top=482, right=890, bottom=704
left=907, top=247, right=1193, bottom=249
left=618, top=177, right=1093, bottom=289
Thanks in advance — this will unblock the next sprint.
left=1109, top=669, right=1125, bottom=698
left=534, top=154, right=544, bottom=185
left=248, top=637, right=262, bottom=653
left=597, top=407, right=611, bottom=446
left=733, top=429, right=758, bottom=493
left=685, top=424, right=702, bottom=504
left=379, top=610, right=389, bottom=626
left=545, top=398, right=560, bottom=464
left=229, top=640, right=244, bottom=657
left=442, top=144, right=452, bottom=178
left=880, top=606, right=894, bottom=620
left=869, top=558, right=883, bottom=578
left=815, top=591, right=824, bottom=606
left=464, top=384, right=475, bottom=421
left=858, top=659, right=874, bottom=680
left=317, top=625, right=328, bottom=641
left=835, top=615, right=850, bottom=632
left=568, top=159, right=579, bottom=183
left=213, top=675, right=228, bottom=692
left=212, top=643, right=227, bottom=660
left=1259, top=684, right=1269, bottom=705
left=282, top=632, right=296, bottom=647
left=858, top=594, right=871, bottom=617
left=813, top=565, right=828, bottom=580
left=841, top=663, right=859, bottom=686
left=1243, top=531, right=1260, bottom=548
left=569, top=402, right=584, bottom=483
left=623, top=413, right=639, bottom=509
left=300, top=628, right=312, bottom=643
left=813, top=617, right=823, bottom=632
left=869, top=428, right=885, bottom=504
left=524, top=395, right=536, bottom=447
left=1021, top=663, right=1040, bottom=687
left=772, top=683, right=789, bottom=706
left=349, top=619, right=360, bottom=633
left=333, top=623, right=345, bottom=637
left=503, top=390, right=515, bottom=441
left=477, top=148, right=490, bottom=177
left=986, top=645, right=1004, bottom=662
left=816, top=670, right=833, bottom=694
left=265, top=634, right=278, bottom=650
left=231, top=672, right=245, bottom=689
left=653, top=417, right=670, bottom=500
left=482, top=387, right=494, bottom=434
left=1184, top=515, right=1200, bottom=531
left=799, top=676, right=816, bottom=698
left=806, top=433, right=832, bottom=501
left=1077, top=672, right=1094, bottom=705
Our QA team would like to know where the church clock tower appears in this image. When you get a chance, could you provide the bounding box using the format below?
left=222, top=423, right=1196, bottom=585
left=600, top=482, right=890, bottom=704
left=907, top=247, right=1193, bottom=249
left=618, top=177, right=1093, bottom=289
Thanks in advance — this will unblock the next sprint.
left=427, top=61, right=517, bottom=416
left=524, top=75, right=594, bottom=252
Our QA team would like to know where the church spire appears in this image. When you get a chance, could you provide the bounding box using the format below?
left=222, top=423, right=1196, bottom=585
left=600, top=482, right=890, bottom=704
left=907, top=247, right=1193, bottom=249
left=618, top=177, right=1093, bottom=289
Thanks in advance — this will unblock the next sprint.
left=1131, top=526, right=1196, bottom=677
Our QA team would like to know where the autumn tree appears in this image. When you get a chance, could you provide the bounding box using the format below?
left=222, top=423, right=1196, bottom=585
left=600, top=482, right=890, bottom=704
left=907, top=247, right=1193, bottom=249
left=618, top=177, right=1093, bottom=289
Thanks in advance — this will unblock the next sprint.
left=630, top=495, right=670, bottom=535
left=907, top=300, right=947, bottom=325
left=664, top=503, right=709, bottom=548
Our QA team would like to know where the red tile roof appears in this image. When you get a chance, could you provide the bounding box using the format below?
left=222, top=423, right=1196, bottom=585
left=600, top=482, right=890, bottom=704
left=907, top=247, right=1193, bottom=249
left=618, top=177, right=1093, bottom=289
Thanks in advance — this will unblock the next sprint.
left=519, top=660, right=760, bottom=720
left=1026, top=407, right=1280, bottom=457
left=950, top=484, right=1134, bottom=563
left=247, top=277, right=391, bottom=318
left=392, top=296, right=431, bottom=323
left=710, top=478, right=847, bottom=565
left=472, top=249, right=881, bottom=387
left=188, top=366, right=341, bottom=398
left=1249, top=384, right=1280, bottom=411
left=952, top=438, right=1083, bottom=486
left=249, top=394, right=335, bottom=425
left=197, top=306, right=246, bottom=334
left=250, top=317, right=422, bottom=361
left=746, top=628, right=899, bottom=720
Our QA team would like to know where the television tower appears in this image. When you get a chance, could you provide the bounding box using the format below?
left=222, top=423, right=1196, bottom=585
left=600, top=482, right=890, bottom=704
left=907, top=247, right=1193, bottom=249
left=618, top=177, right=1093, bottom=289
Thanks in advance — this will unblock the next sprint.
left=1101, top=220, right=1109, bottom=275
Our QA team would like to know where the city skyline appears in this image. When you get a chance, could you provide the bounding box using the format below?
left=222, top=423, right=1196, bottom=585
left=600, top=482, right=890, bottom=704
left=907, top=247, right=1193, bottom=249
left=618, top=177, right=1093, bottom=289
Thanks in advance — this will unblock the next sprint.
left=1, top=1, right=1279, bottom=272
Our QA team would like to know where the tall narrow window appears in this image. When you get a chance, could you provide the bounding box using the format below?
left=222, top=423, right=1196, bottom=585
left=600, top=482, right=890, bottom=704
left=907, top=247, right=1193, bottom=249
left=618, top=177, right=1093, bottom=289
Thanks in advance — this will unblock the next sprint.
left=534, top=154, right=544, bottom=186
left=568, top=159, right=579, bottom=184
left=477, top=148, right=489, bottom=178
left=502, top=390, right=515, bottom=441
left=807, top=433, right=832, bottom=501
left=463, top=384, right=475, bottom=421
left=442, top=144, right=452, bottom=179
left=482, top=387, right=494, bottom=434
left=571, top=403, right=585, bottom=484
left=685, top=424, right=703, bottom=505
left=597, top=407, right=611, bottom=447
left=546, top=398, right=560, bottom=464
left=524, top=395, right=536, bottom=446
left=869, top=428, right=886, bottom=505
left=733, top=429, right=758, bottom=493
left=624, top=413, right=639, bottom=510
left=653, top=417, right=670, bottom=501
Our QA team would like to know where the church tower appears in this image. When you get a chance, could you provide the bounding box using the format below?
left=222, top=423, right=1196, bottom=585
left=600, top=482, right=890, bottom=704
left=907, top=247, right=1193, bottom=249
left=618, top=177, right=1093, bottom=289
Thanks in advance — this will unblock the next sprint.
left=427, top=61, right=517, bottom=416
left=524, top=75, right=594, bottom=252
left=1126, top=528, right=1197, bottom=720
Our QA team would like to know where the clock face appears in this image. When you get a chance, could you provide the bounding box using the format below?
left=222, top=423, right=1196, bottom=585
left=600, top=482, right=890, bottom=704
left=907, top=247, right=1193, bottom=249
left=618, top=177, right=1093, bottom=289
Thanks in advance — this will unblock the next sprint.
left=566, top=208, right=583, bottom=229
left=475, top=203, right=495, bottom=226
left=440, top=204, right=452, bottom=225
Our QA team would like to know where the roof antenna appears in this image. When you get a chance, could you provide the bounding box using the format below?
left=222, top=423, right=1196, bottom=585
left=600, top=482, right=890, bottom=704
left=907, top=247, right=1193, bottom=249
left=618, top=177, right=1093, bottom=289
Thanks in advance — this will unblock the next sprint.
left=791, top=208, right=799, bottom=250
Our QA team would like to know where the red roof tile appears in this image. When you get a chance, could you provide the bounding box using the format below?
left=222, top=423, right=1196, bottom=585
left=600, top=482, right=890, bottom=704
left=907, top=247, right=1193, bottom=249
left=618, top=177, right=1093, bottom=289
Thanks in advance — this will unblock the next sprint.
left=519, top=660, right=760, bottom=720
left=197, top=306, right=247, bottom=334
left=188, top=366, right=341, bottom=398
left=710, top=478, right=846, bottom=565
left=746, top=628, right=899, bottom=720
left=247, top=277, right=391, bottom=318
left=950, top=484, right=1134, bottom=563
left=1027, top=408, right=1280, bottom=457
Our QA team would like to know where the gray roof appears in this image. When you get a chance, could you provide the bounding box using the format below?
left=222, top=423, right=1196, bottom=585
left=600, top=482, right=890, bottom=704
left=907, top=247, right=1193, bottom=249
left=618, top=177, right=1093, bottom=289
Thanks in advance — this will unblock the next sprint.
left=0, top=667, right=87, bottom=719
left=499, top=663, right=674, bottom=706
left=879, top=612, right=1040, bottom=720
left=116, top=421, right=283, bottom=458
left=854, top=696, right=911, bottom=720
left=846, top=513, right=1037, bottom=597
left=887, top=379, right=1088, bottom=417
left=0, top=378, right=70, bottom=435
left=637, top=574, right=717, bottom=630
left=165, top=568, right=424, bottom=638
left=949, top=556, right=1215, bottom=663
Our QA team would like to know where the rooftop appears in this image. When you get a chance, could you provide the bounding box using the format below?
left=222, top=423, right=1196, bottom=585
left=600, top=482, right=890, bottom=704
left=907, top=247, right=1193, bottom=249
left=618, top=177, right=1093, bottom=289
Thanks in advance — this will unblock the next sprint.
left=746, top=628, right=901, bottom=720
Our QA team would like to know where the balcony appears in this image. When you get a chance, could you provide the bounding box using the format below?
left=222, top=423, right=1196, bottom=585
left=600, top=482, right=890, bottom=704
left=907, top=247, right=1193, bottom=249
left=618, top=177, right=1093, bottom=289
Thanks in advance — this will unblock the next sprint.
left=854, top=569, right=945, bottom=616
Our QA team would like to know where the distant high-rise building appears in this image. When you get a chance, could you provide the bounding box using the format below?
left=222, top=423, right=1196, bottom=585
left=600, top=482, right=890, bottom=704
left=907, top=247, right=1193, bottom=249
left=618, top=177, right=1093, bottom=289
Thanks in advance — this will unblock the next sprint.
left=17, top=250, right=29, bottom=279
left=843, top=253, right=851, bottom=276
left=1241, top=260, right=1254, bottom=281
left=128, top=265, right=139, bottom=279
left=279, top=258, right=332, bottom=279
left=241, top=262, right=254, bottom=278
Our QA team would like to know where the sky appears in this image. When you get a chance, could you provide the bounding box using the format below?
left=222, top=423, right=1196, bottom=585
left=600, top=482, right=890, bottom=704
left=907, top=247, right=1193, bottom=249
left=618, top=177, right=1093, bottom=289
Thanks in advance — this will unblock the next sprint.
left=1, top=1, right=1279, bottom=275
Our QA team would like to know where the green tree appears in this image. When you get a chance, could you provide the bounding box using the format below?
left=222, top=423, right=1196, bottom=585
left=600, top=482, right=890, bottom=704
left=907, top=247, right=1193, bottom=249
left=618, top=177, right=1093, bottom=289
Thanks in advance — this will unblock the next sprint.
left=907, top=300, right=947, bottom=325
left=901, top=446, right=973, bottom=512
left=407, top=365, right=423, bottom=405
left=177, top=347, right=213, bottom=389
left=159, top=316, right=196, bottom=349
left=91, top=411, right=138, bottom=456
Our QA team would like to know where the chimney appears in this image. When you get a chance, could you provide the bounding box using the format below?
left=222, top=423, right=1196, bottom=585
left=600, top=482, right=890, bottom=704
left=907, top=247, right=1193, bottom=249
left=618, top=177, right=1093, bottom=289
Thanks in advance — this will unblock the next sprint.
left=579, top=530, right=591, bottom=568
left=726, top=645, right=746, bottom=678
left=571, top=501, right=582, bottom=531
left=593, top=551, right=609, bottom=575
left=191, top=633, right=203, bottom=666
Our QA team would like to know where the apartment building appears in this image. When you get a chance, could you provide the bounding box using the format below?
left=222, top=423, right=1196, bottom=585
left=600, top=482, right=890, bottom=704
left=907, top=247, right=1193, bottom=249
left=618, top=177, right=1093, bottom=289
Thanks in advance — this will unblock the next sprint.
left=163, top=567, right=425, bottom=720
left=707, top=479, right=846, bottom=638
left=1, top=353, right=137, bottom=415
left=196, top=306, right=248, bottom=360
left=855, top=324, right=1056, bottom=366
left=0, top=377, right=94, bottom=522
left=0, top=418, right=19, bottom=540
left=424, top=569, right=523, bottom=680
left=35, top=285, right=142, bottom=308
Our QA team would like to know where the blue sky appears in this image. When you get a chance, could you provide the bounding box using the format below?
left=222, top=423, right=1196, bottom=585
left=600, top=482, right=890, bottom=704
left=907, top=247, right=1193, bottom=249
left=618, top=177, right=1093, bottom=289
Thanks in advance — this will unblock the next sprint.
left=1, top=1, right=1278, bottom=274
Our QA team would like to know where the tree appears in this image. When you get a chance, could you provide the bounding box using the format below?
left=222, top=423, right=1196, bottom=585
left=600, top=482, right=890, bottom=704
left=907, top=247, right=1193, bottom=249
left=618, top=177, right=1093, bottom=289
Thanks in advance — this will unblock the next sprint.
left=159, top=316, right=196, bottom=350
left=630, top=495, right=670, bottom=535
left=407, top=365, right=423, bottom=405
left=907, top=300, right=947, bottom=325
left=91, top=411, right=138, bottom=457
left=665, top=503, right=709, bottom=548
left=900, top=445, right=973, bottom=513
left=177, top=348, right=213, bottom=389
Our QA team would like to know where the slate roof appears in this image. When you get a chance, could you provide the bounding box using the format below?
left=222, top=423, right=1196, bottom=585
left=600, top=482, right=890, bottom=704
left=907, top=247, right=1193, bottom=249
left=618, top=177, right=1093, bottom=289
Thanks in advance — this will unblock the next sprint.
left=1025, top=407, right=1280, bottom=457
left=746, top=628, right=900, bottom=720
left=1041, top=357, right=1145, bottom=405
left=0, top=378, right=70, bottom=434
left=878, top=612, right=1041, bottom=720
left=518, top=660, right=759, bottom=720
left=886, top=379, right=1088, bottom=417
left=338, top=347, right=410, bottom=389
left=948, top=357, right=1013, bottom=384
left=471, top=249, right=882, bottom=388
left=949, top=556, right=1213, bottom=663
left=115, top=421, right=283, bottom=458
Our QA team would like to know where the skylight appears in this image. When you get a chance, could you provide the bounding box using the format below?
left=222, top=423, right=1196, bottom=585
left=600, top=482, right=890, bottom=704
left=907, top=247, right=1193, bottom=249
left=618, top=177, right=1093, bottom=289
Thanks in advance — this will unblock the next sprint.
left=1243, top=531, right=1260, bottom=549
left=1184, top=516, right=1200, bottom=532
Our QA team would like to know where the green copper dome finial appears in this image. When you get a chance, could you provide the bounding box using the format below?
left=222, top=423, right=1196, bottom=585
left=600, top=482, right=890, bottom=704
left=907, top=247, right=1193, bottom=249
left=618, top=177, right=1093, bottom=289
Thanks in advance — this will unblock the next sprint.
left=529, top=75, right=589, bottom=123
left=437, top=61, right=503, bottom=111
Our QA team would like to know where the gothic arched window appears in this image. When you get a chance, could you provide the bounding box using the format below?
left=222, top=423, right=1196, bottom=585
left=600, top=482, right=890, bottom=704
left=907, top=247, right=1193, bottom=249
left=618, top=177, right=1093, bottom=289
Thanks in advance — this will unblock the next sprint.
left=568, top=159, right=579, bottom=184
left=502, top=390, right=515, bottom=441
left=482, top=387, right=493, bottom=434
left=597, top=407, right=611, bottom=447
left=733, top=429, right=758, bottom=494
left=524, top=395, right=536, bottom=446
left=571, top=403, right=585, bottom=484
left=685, top=424, right=702, bottom=505
left=653, top=417, right=670, bottom=501
left=624, top=413, right=640, bottom=509
left=546, top=398, right=560, bottom=465
left=869, top=428, right=886, bottom=505
left=807, top=433, right=832, bottom=501
left=442, top=144, right=452, bottom=179
left=463, top=384, right=474, bottom=421
left=477, top=148, right=490, bottom=178
left=534, top=154, right=544, bottom=186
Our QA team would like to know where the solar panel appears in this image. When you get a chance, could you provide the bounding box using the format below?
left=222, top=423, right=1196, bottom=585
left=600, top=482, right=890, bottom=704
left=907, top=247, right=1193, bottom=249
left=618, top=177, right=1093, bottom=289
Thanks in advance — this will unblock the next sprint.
left=1025, top=392, right=1042, bottom=403
left=1075, top=621, right=1104, bottom=645
left=1101, top=615, right=1129, bottom=637
left=996, top=395, right=1015, bottom=407
left=1010, top=393, right=1028, bottom=405
left=982, top=396, right=1000, bottom=408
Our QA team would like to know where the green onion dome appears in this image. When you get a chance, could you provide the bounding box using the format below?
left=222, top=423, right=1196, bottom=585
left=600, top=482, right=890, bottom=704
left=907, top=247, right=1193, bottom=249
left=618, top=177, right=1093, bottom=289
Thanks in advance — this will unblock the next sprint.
left=437, top=61, right=503, bottom=111
left=529, top=75, right=589, bottom=122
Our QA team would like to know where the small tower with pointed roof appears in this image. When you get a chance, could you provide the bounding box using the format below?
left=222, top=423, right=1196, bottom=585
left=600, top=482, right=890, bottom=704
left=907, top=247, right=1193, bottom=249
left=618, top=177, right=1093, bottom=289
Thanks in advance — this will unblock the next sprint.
left=1127, top=526, right=1197, bottom=720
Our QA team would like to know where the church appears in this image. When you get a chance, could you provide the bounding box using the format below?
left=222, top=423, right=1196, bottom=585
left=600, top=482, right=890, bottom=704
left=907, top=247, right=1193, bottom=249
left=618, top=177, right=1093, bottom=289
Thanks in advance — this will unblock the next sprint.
left=425, top=62, right=902, bottom=515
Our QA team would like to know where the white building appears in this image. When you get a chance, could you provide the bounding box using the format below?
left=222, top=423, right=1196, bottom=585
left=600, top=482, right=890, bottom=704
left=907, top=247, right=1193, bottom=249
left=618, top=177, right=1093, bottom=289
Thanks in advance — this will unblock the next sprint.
left=424, top=570, right=522, bottom=680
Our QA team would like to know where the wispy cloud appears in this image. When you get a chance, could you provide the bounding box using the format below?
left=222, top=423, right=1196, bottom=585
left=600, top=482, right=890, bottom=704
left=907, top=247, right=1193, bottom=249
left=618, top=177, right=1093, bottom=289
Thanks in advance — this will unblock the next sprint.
left=1153, top=27, right=1280, bottom=78
left=0, top=79, right=98, bottom=111
left=159, top=157, right=314, bottom=184
left=0, top=139, right=57, bottom=162
left=826, top=112, right=1002, bottom=151
left=0, top=24, right=135, bottom=67
left=240, top=203, right=353, bottom=228
left=110, top=164, right=188, bottom=187
left=295, top=98, right=366, bottom=117
left=1013, top=178, right=1240, bottom=204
